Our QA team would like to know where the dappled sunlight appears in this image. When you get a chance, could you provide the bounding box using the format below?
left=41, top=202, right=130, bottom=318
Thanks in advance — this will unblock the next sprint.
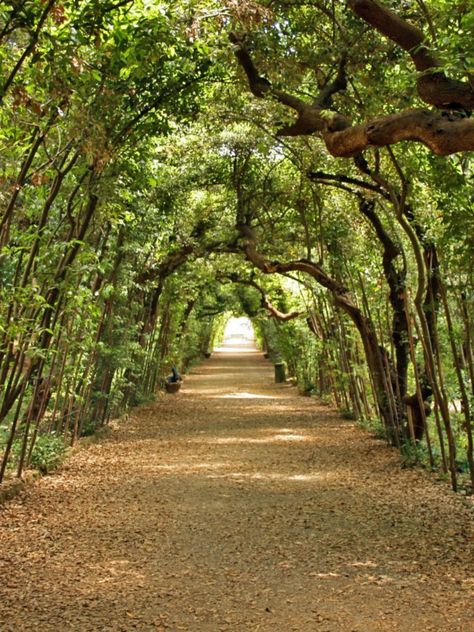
left=349, top=560, right=379, bottom=568
left=181, top=386, right=283, bottom=399
left=144, top=461, right=232, bottom=472
left=215, top=391, right=276, bottom=399
left=204, top=433, right=310, bottom=444
left=187, top=426, right=313, bottom=446
left=272, top=433, right=307, bottom=441
left=93, top=559, right=146, bottom=586
left=206, top=471, right=335, bottom=483
left=193, top=371, right=255, bottom=378
left=135, top=458, right=334, bottom=483
left=4, top=321, right=474, bottom=632
left=196, top=389, right=292, bottom=401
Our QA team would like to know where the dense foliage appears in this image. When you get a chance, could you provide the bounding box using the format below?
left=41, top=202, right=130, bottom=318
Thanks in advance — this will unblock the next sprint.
left=0, top=0, right=473, bottom=492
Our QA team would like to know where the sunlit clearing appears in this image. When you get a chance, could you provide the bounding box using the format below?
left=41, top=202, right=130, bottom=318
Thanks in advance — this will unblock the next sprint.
left=215, top=317, right=256, bottom=353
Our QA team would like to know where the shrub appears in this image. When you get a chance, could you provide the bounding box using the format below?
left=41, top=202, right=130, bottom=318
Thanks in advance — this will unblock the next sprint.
left=29, top=434, right=68, bottom=474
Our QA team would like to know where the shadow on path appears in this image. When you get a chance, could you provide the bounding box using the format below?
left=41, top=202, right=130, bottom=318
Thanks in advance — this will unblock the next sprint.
left=0, top=342, right=473, bottom=631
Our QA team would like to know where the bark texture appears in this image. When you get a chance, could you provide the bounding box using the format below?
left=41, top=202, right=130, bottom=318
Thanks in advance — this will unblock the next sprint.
left=348, top=0, right=474, bottom=110
left=230, top=0, right=474, bottom=156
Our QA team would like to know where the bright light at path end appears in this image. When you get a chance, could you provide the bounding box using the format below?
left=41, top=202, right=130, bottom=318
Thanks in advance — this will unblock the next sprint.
left=223, top=317, right=254, bottom=342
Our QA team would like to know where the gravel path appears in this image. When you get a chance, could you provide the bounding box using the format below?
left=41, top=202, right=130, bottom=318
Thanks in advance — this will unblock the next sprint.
left=1, top=341, right=473, bottom=631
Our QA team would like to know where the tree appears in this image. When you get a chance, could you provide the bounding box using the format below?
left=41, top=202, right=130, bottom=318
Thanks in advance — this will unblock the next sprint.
left=230, top=1, right=474, bottom=155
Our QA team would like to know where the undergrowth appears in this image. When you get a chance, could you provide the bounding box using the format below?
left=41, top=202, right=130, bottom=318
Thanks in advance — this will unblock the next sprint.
left=11, top=434, right=69, bottom=474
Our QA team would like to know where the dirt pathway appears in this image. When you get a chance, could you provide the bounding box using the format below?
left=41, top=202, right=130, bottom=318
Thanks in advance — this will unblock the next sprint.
left=1, top=342, right=474, bottom=631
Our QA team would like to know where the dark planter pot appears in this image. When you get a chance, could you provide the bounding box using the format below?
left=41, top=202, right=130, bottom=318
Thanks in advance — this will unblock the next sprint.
left=165, top=381, right=182, bottom=394
left=274, top=362, right=286, bottom=383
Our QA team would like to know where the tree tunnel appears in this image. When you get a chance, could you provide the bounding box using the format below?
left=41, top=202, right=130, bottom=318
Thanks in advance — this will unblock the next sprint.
left=0, top=0, right=473, bottom=493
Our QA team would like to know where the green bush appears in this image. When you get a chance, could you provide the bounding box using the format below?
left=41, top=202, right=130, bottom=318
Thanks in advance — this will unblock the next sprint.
left=80, top=419, right=98, bottom=437
left=28, top=434, right=68, bottom=474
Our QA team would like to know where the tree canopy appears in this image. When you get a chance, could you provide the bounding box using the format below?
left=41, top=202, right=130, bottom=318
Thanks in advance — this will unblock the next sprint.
left=0, top=0, right=473, bottom=491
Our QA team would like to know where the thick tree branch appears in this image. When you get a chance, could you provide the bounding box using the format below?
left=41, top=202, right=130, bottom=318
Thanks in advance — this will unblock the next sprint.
left=358, top=198, right=400, bottom=260
left=347, top=0, right=474, bottom=110
left=348, top=0, right=438, bottom=71
left=323, top=109, right=474, bottom=156
left=137, top=244, right=194, bottom=286
left=230, top=31, right=349, bottom=137
left=313, top=55, right=348, bottom=109
left=263, top=299, right=301, bottom=321
left=235, top=222, right=359, bottom=316
left=230, top=35, right=474, bottom=155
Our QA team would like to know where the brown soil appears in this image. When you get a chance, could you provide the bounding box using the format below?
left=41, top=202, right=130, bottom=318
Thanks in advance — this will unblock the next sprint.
left=1, top=342, right=474, bottom=631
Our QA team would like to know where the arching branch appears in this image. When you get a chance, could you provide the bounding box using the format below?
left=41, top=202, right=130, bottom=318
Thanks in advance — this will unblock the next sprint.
left=223, top=273, right=302, bottom=322
left=234, top=220, right=400, bottom=434
left=235, top=222, right=360, bottom=318
left=347, top=0, right=474, bottom=110
left=230, top=32, right=474, bottom=155
left=307, top=170, right=389, bottom=199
